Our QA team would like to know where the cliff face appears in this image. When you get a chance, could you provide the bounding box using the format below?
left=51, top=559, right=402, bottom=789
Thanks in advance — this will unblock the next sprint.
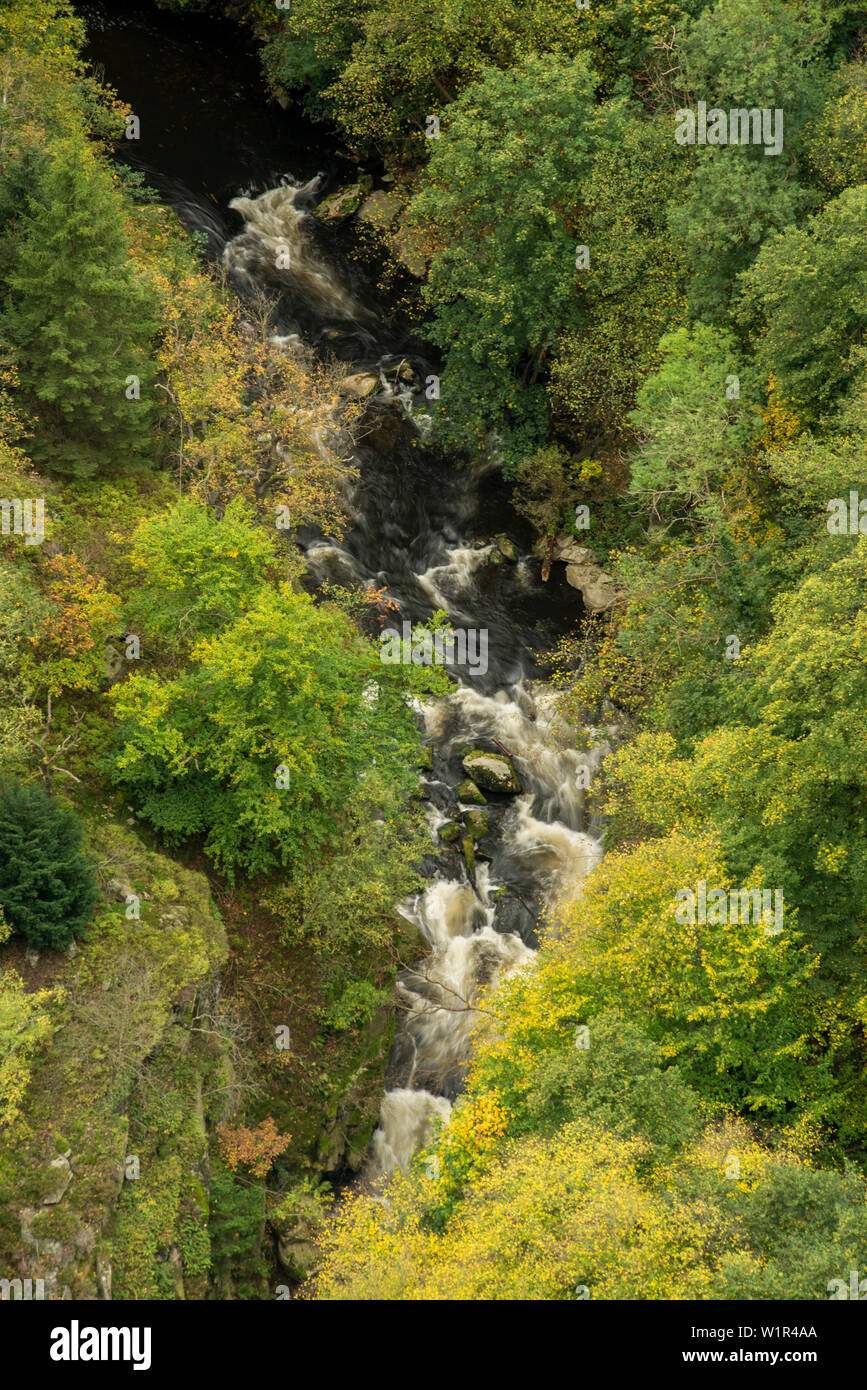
left=0, top=815, right=406, bottom=1300
left=0, top=821, right=228, bottom=1301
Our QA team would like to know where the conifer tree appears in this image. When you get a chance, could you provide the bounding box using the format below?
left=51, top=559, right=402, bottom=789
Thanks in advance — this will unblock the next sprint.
left=0, top=780, right=99, bottom=950
left=1, top=135, right=159, bottom=476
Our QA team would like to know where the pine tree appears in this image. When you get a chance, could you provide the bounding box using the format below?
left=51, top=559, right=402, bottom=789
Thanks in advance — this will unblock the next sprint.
left=1, top=135, right=159, bottom=476
left=0, top=780, right=99, bottom=950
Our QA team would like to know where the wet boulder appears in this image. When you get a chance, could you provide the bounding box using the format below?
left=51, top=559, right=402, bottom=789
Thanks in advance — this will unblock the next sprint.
left=317, top=183, right=365, bottom=220
left=437, top=820, right=462, bottom=844
left=461, top=750, right=522, bottom=795
left=492, top=890, right=538, bottom=946
left=537, top=536, right=624, bottom=614
left=464, top=807, right=489, bottom=840
left=456, top=778, right=486, bottom=805
left=339, top=372, right=380, bottom=400
left=363, top=406, right=403, bottom=454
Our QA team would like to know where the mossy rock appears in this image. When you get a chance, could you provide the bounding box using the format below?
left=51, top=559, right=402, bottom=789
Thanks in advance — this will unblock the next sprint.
left=456, top=779, right=486, bottom=805
left=461, top=750, right=522, bottom=795
left=438, top=820, right=462, bottom=844
left=462, top=834, right=476, bottom=875
left=464, top=808, right=489, bottom=840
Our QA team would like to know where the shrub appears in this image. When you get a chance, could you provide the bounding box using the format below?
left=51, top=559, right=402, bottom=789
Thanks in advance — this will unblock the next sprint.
left=0, top=780, right=98, bottom=949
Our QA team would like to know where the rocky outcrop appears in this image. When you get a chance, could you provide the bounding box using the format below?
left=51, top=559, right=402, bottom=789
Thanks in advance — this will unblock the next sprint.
left=319, top=180, right=430, bottom=278
left=317, top=183, right=366, bottom=220
left=0, top=821, right=228, bottom=1301
left=492, top=889, right=538, bottom=946
left=357, top=190, right=403, bottom=231
left=314, top=1005, right=394, bottom=1173
left=540, top=536, right=624, bottom=614
left=456, top=778, right=486, bottom=805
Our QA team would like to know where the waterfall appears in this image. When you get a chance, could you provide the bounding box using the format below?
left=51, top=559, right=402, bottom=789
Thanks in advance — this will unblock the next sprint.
left=215, top=175, right=610, bottom=1181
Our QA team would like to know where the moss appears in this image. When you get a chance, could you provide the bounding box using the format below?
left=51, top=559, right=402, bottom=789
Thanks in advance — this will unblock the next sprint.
left=462, top=834, right=476, bottom=874
left=0, top=818, right=228, bottom=1296
left=438, top=820, right=462, bottom=843
left=456, top=779, right=486, bottom=804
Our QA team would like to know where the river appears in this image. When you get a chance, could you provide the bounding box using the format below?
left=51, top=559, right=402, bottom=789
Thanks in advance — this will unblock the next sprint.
left=82, top=0, right=606, bottom=1182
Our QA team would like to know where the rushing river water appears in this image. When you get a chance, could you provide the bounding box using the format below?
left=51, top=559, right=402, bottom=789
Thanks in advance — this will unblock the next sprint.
left=83, top=0, right=607, bottom=1181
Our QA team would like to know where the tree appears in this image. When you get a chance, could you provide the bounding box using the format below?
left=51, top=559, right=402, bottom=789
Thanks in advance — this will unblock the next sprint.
left=149, top=258, right=353, bottom=528
left=663, top=0, right=832, bottom=318
left=1, top=134, right=159, bottom=475
left=540, top=829, right=813, bottom=1115
left=0, top=780, right=98, bottom=949
left=736, top=185, right=867, bottom=418
left=314, top=1118, right=733, bottom=1300
left=110, top=582, right=420, bottom=880
left=547, top=110, right=689, bottom=444
left=805, top=58, right=867, bottom=193
left=126, top=498, right=280, bottom=654
left=627, top=323, right=760, bottom=526
left=263, top=0, right=709, bottom=155
left=677, top=0, right=831, bottom=122
left=667, top=155, right=813, bottom=321
left=408, top=54, right=601, bottom=462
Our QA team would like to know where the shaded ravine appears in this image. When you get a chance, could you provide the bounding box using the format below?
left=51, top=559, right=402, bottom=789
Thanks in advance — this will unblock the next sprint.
left=83, top=1, right=610, bottom=1183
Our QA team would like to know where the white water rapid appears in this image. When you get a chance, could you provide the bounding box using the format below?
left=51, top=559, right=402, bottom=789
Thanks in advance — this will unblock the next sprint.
left=219, top=179, right=610, bottom=1182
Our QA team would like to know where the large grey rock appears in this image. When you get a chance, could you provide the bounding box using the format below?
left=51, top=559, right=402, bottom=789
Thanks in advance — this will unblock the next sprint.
left=564, top=563, right=622, bottom=613
left=537, top=535, right=624, bottom=612
left=456, top=778, right=486, bottom=805
left=357, top=190, right=402, bottom=231
left=338, top=372, right=380, bottom=400
left=461, top=751, right=522, bottom=795
left=389, top=215, right=429, bottom=278
left=42, top=1156, right=73, bottom=1206
left=493, top=890, right=537, bottom=946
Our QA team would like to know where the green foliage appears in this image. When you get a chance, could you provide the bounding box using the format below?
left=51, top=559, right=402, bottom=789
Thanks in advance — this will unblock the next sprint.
left=0, top=780, right=98, bottom=949
left=324, top=979, right=390, bottom=1032
left=1, top=135, right=160, bottom=476
left=512, top=446, right=578, bottom=537
left=110, top=582, right=420, bottom=880
left=264, top=0, right=584, bottom=156
left=627, top=323, right=760, bottom=525
left=207, top=1160, right=265, bottom=1280
left=125, top=497, right=280, bottom=653
left=267, top=775, right=427, bottom=960
left=264, top=0, right=711, bottom=153
left=0, top=967, right=55, bottom=1130
left=804, top=58, right=867, bottom=191
left=409, top=54, right=600, bottom=461
left=547, top=110, right=689, bottom=441
left=677, top=0, right=831, bottom=125
left=0, top=560, right=46, bottom=772
left=501, top=1013, right=703, bottom=1154
left=737, top=185, right=867, bottom=418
